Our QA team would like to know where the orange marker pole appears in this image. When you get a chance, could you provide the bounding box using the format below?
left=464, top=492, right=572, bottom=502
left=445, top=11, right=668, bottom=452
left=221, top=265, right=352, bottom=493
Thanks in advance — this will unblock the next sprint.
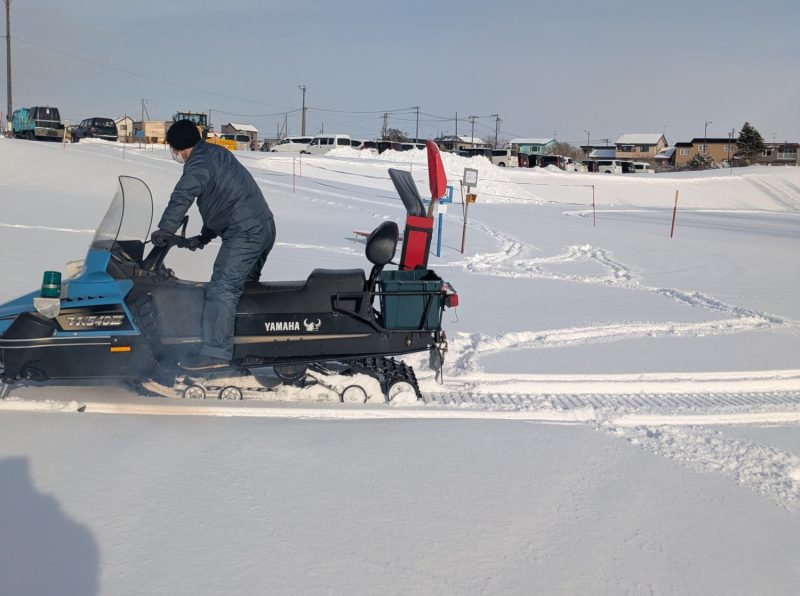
left=670, top=190, right=679, bottom=238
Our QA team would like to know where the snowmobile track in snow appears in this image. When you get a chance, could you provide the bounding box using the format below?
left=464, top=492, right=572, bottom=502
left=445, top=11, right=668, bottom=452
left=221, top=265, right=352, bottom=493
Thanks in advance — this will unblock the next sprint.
left=3, top=388, right=800, bottom=426
left=423, top=389, right=800, bottom=416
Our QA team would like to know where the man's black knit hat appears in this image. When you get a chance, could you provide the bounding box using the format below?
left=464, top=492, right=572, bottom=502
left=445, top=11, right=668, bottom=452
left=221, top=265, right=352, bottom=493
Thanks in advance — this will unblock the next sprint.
left=167, top=119, right=201, bottom=150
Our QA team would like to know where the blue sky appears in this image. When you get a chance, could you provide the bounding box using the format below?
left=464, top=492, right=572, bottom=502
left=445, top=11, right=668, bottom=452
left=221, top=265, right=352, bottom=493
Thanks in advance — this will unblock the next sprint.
left=5, top=0, right=799, bottom=145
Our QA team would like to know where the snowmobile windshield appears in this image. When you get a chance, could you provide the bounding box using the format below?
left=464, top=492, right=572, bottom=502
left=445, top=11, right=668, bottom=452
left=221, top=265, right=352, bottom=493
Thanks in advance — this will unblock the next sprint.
left=90, top=176, right=154, bottom=251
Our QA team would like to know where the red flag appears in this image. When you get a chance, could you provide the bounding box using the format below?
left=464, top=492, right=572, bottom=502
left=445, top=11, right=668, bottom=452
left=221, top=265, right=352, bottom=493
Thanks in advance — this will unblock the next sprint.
left=426, top=140, right=447, bottom=200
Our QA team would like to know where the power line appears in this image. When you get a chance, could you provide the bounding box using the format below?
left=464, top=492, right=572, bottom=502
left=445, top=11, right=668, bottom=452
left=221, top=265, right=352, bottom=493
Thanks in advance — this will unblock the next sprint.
left=308, top=106, right=415, bottom=115
left=12, top=35, right=296, bottom=110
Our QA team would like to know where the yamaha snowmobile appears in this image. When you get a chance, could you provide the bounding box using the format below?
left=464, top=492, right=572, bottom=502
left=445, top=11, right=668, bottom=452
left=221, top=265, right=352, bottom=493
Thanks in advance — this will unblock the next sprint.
left=0, top=171, right=457, bottom=403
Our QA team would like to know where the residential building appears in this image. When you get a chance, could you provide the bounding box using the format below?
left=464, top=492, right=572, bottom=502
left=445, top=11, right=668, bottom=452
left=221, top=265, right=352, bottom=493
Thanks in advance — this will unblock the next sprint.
left=115, top=116, right=135, bottom=143
left=614, top=134, right=668, bottom=163
left=434, top=135, right=487, bottom=151
left=654, top=146, right=677, bottom=168
left=759, top=142, right=799, bottom=166
left=674, top=138, right=738, bottom=167
left=222, top=123, right=259, bottom=149
left=133, top=120, right=168, bottom=144
left=508, top=138, right=557, bottom=156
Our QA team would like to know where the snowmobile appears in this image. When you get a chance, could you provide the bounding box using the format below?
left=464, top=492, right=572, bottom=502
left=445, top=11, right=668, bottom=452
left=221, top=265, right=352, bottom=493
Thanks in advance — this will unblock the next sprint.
left=0, top=172, right=457, bottom=403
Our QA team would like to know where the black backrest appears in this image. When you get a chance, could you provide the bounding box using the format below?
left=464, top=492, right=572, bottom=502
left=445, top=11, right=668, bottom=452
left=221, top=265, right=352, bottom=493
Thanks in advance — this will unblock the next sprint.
left=365, top=221, right=399, bottom=266
left=388, top=168, right=426, bottom=217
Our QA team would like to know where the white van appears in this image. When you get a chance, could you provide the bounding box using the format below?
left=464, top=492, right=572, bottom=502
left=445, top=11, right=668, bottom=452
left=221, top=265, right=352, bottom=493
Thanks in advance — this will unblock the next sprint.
left=302, top=134, right=351, bottom=155
left=269, top=136, right=313, bottom=152
left=596, top=160, right=623, bottom=174
left=490, top=149, right=519, bottom=167
left=633, top=162, right=655, bottom=174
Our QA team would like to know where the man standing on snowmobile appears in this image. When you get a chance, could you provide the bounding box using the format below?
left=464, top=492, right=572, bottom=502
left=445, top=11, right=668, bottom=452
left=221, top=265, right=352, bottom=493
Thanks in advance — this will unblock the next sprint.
left=151, top=119, right=276, bottom=370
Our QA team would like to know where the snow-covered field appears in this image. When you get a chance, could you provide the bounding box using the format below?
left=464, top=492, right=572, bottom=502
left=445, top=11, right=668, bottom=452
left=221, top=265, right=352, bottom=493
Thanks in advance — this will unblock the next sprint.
left=1, top=137, right=799, bottom=594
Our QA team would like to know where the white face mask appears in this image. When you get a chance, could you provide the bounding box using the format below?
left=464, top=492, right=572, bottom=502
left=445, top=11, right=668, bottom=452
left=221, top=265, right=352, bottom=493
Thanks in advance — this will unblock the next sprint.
left=171, top=148, right=185, bottom=164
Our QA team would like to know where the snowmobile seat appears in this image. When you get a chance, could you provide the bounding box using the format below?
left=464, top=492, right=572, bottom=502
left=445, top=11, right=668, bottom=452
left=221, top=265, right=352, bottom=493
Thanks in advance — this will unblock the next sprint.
left=238, top=269, right=366, bottom=314
left=365, top=221, right=399, bottom=292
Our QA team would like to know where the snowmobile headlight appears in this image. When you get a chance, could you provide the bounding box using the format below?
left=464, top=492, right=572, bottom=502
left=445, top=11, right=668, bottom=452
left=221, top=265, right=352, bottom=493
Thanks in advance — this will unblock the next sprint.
left=33, top=297, right=60, bottom=318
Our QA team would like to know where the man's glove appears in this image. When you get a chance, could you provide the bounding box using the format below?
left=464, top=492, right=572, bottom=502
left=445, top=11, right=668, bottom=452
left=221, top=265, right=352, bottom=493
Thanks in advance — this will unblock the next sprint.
left=200, top=226, right=217, bottom=245
left=185, top=235, right=205, bottom=251
left=151, top=229, right=172, bottom=247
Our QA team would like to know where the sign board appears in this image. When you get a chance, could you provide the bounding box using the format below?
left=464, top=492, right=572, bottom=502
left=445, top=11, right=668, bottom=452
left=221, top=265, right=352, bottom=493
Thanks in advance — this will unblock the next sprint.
left=442, top=185, right=454, bottom=205
left=436, top=203, right=448, bottom=214
left=463, top=168, right=478, bottom=188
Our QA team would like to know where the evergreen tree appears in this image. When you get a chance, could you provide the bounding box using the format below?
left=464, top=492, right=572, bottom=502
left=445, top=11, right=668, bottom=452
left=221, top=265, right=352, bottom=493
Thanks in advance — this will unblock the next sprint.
left=687, top=152, right=715, bottom=170
left=736, top=122, right=765, bottom=164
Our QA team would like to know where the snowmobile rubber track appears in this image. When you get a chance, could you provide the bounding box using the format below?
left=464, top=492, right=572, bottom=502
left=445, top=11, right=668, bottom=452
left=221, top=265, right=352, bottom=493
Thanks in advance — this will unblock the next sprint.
left=346, top=357, right=422, bottom=399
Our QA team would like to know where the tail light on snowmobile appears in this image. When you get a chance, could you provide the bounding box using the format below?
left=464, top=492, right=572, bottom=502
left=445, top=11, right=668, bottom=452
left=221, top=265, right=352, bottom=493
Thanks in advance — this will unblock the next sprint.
left=443, top=283, right=458, bottom=308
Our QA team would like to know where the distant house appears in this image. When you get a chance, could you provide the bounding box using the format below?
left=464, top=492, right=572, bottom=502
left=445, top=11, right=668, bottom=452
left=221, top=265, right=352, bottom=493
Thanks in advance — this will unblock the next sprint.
left=674, top=138, right=738, bottom=167
left=654, top=146, right=677, bottom=167
left=614, top=134, right=668, bottom=163
left=759, top=142, right=799, bottom=166
left=587, top=148, right=617, bottom=160
left=509, top=137, right=557, bottom=156
left=222, top=123, right=259, bottom=149
left=133, top=120, right=168, bottom=144
left=434, top=135, right=487, bottom=151
left=115, top=116, right=134, bottom=143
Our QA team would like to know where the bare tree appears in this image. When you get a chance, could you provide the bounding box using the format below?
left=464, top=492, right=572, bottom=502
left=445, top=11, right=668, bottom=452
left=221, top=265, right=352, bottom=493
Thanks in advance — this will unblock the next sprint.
left=552, top=141, right=584, bottom=161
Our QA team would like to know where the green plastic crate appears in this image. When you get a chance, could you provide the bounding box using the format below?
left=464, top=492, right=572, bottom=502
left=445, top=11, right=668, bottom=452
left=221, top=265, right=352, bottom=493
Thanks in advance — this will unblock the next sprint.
left=379, top=270, right=443, bottom=330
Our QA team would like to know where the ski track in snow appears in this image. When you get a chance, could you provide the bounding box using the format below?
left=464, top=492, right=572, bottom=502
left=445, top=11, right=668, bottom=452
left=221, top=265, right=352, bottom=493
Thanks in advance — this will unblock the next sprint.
left=607, top=424, right=800, bottom=512
left=442, top=218, right=797, bottom=375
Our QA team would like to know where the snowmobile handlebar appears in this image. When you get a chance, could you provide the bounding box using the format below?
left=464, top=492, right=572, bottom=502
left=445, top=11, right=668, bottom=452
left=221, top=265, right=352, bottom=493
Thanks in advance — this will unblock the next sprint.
left=143, top=216, right=201, bottom=273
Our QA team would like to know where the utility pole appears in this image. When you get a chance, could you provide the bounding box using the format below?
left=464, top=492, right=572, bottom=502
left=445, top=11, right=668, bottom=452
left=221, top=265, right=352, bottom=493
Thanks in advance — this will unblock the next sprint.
left=139, top=98, right=148, bottom=146
left=298, top=84, right=307, bottom=136
left=381, top=112, right=388, bottom=139
left=704, top=120, right=712, bottom=154
left=412, top=106, right=420, bottom=141
left=491, top=113, right=500, bottom=148
left=4, top=0, right=11, bottom=130
left=454, top=112, right=458, bottom=144
left=468, top=115, right=477, bottom=147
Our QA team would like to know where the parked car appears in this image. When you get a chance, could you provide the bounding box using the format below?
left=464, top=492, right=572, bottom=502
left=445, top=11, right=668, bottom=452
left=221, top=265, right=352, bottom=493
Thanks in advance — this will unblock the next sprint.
left=72, top=117, right=118, bottom=142
left=537, top=155, right=568, bottom=169
left=458, top=147, right=492, bottom=159
left=596, top=159, right=623, bottom=174
left=633, top=162, right=655, bottom=174
left=376, top=140, right=401, bottom=153
left=351, top=139, right=379, bottom=154
left=489, top=149, right=519, bottom=167
left=302, top=134, right=351, bottom=155
left=269, top=136, right=313, bottom=152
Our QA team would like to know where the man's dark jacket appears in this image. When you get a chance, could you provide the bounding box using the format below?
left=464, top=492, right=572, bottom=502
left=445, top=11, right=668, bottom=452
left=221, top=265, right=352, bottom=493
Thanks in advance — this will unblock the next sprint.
left=158, top=141, right=273, bottom=235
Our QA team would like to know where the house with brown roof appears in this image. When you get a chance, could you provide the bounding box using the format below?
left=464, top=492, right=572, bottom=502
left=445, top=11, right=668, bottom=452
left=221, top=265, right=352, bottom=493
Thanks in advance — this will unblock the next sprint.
left=614, top=133, right=668, bottom=163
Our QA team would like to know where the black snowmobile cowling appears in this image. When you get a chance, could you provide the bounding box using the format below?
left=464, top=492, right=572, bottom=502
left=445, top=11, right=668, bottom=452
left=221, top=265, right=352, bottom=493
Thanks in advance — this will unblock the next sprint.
left=0, top=175, right=457, bottom=401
